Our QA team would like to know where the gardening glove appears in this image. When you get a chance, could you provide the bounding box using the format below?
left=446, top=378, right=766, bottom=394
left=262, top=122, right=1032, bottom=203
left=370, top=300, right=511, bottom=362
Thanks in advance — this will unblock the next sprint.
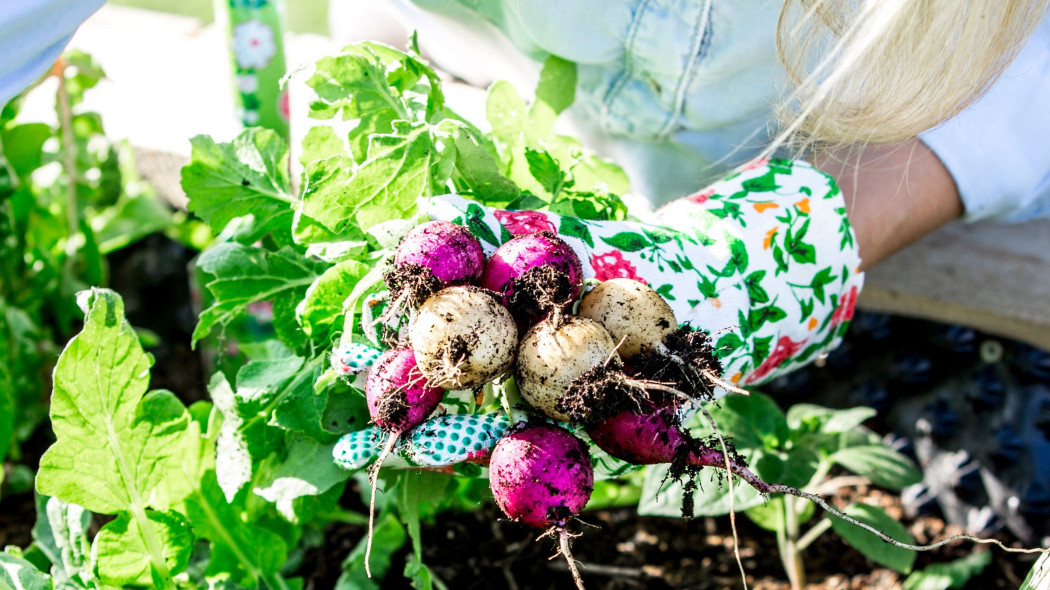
left=333, top=158, right=864, bottom=471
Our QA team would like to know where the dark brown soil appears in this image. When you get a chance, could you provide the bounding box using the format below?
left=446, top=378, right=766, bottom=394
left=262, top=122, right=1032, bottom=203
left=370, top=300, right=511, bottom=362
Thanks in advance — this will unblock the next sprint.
left=300, top=490, right=1038, bottom=590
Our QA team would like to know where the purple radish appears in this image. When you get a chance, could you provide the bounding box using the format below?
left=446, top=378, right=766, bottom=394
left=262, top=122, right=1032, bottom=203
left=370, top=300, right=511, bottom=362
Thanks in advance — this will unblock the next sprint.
left=382, top=221, right=486, bottom=324
left=590, top=403, right=972, bottom=557
left=586, top=400, right=773, bottom=518
left=482, top=232, right=583, bottom=327
left=363, top=347, right=444, bottom=577
left=585, top=401, right=755, bottom=472
left=489, top=423, right=593, bottom=589
left=366, top=348, right=444, bottom=433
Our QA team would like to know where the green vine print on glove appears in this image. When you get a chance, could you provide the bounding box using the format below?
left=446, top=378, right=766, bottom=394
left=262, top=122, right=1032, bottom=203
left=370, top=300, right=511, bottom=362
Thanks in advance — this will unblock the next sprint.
left=428, top=158, right=864, bottom=389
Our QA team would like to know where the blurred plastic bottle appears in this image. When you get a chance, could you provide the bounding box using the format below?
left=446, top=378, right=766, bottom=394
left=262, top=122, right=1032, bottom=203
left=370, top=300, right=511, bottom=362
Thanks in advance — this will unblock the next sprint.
left=214, top=0, right=289, bottom=138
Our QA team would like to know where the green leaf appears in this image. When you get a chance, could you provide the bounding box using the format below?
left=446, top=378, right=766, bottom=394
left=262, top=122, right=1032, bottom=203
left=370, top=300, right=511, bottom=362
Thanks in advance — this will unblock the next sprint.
left=744, top=496, right=815, bottom=533
left=638, top=460, right=767, bottom=517
left=772, top=244, right=788, bottom=274
left=301, top=122, right=435, bottom=235
left=601, top=231, right=652, bottom=252
left=0, top=377, right=11, bottom=470
left=0, top=551, right=53, bottom=590
left=181, top=129, right=293, bottom=241
left=786, top=219, right=817, bottom=265
left=702, top=393, right=789, bottom=451
left=299, top=125, right=346, bottom=166
left=90, top=187, right=174, bottom=254
left=830, top=503, right=916, bottom=574
left=448, top=124, right=519, bottom=205
left=524, top=148, right=571, bottom=198
left=728, top=236, right=749, bottom=274
left=559, top=217, right=594, bottom=247
left=787, top=405, right=876, bottom=435
left=183, top=470, right=292, bottom=589
left=405, top=555, right=443, bottom=590
left=31, top=495, right=92, bottom=584
left=1, top=123, right=51, bottom=176
left=336, top=512, right=407, bottom=590
left=296, top=258, right=370, bottom=340
left=534, top=56, right=576, bottom=117
left=903, top=551, right=992, bottom=590
left=655, top=283, right=675, bottom=301
left=306, top=43, right=443, bottom=160
left=528, top=56, right=577, bottom=138
left=210, top=373, right=282, bottom=501
left=741, top=170, right=779, bottom=193
left=37, top=289, right=194, bottom=514
left=823, top=407, right=878, bottom=434
left=253, top=435, right=350, bottom=522
left=193, top=243, right=325, bottom=347
left=746, top=305, right=788, bottom=334
left=697, top=274, right=719, bottom=299
left=272, top=362, right=334, bottom=441
left=751, top=335, right=773, bottom=367
left=799, top=297, right=815, bottom=321
left=463, top=203, right=500, bottom=247
left=94, top=510, right=194, bottom=587
left=830, top=445, right=922, bottom=490
left=757, top=448, right=822, bottom=489
left=809, top=266, right=837, bottom=304
left=1020, top=553, right=1050, bottom=590
left=485, top=80, right=527, bottom=146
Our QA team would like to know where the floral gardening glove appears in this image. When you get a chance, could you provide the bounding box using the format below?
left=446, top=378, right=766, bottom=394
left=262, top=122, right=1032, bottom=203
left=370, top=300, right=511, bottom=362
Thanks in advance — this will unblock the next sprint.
left=333, top=158, right=864, bottom=471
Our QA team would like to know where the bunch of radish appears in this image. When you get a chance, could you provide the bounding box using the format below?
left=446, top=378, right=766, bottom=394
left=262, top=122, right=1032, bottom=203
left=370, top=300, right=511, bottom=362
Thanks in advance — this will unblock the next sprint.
left=355, top=220, right=751, bottom=589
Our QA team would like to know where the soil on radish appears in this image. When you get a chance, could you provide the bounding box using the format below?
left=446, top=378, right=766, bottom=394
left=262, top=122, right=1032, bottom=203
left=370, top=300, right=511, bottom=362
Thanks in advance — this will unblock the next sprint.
left=383, top=262, right=445, bottom=311
left=558, top=363, right=657, bottom=425
left=505, top=264, right=577, bottom=325
left=632, top=326, right=722, bottom=400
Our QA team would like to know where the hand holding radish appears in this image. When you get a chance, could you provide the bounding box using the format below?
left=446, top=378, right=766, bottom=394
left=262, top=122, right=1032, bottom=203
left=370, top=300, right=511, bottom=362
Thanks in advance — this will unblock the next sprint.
left=331, top=158, right=865, bottom=587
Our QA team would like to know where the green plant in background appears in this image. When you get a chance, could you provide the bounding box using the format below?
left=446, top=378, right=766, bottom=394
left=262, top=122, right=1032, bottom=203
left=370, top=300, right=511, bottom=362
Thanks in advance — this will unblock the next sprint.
left=4, top=288, right=292, bottom=589
left=0, top=50, right=176, bottom=498
left=638, top=392, right=925, bottom=589
left=4, top=40, right=1026, bottom=590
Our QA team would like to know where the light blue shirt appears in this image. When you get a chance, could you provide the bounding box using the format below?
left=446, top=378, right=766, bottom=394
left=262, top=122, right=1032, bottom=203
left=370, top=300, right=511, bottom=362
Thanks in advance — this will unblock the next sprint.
left=405, top=0, right=1050, bottom=223
left=0, top=0, right=106, bottom=108
left=921, top=13, right=1050, bottom=223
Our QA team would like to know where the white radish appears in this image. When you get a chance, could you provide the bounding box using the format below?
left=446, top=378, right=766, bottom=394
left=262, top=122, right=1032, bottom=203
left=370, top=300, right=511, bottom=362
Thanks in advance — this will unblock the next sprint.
left=409, top=286, right=518, bottom=389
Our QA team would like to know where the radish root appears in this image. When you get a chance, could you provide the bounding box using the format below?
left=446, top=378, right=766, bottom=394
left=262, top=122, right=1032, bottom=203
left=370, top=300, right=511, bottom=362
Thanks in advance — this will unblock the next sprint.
left=696, top=402, right=749, bottom=590
left=538, top=527, right=586, bottom=590
left=365, top=431, right=400, bottom=578
left=671, top=397, right=1050, bottom=558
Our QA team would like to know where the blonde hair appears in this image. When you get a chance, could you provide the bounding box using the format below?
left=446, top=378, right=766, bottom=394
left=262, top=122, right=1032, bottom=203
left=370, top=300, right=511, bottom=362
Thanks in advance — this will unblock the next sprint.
left=773, top=0, right=1050, bottom=150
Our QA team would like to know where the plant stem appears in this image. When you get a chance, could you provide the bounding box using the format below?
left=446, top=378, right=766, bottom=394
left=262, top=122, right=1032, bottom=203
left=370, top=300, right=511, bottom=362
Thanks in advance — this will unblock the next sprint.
left=796, top=517, right=833, bottom=551
left=128, top=504, right=178, bottom=590
left=783, top=496, right=803, bottom=590
left=55, top=59, right=80, bottom=281
left=775, top=507, right=792, bottom=589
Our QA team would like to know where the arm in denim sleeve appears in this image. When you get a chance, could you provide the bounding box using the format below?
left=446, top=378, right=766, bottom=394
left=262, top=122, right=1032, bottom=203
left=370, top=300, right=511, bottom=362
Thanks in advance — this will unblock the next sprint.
left=0, top=0, right=106, bottom=107
left=920, top=13, right=1050, bottom=223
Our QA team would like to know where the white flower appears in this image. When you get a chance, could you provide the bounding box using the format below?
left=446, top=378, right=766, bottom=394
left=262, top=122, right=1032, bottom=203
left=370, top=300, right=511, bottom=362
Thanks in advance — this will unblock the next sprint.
left=243, top=110, right=260, bottom=125
left=232, top=19, right=276, bottom=70
left=236, top=74, right=259, bottom=93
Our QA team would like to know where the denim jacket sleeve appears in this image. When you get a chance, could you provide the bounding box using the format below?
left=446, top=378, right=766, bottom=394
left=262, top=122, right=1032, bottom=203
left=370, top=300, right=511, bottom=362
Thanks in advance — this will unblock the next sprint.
left=0, top=0, right=106, bottom=108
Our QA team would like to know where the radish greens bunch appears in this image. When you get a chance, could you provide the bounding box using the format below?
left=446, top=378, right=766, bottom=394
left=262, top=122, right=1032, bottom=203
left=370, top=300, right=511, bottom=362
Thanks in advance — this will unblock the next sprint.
left=171, top=39, right=631, bottom=588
